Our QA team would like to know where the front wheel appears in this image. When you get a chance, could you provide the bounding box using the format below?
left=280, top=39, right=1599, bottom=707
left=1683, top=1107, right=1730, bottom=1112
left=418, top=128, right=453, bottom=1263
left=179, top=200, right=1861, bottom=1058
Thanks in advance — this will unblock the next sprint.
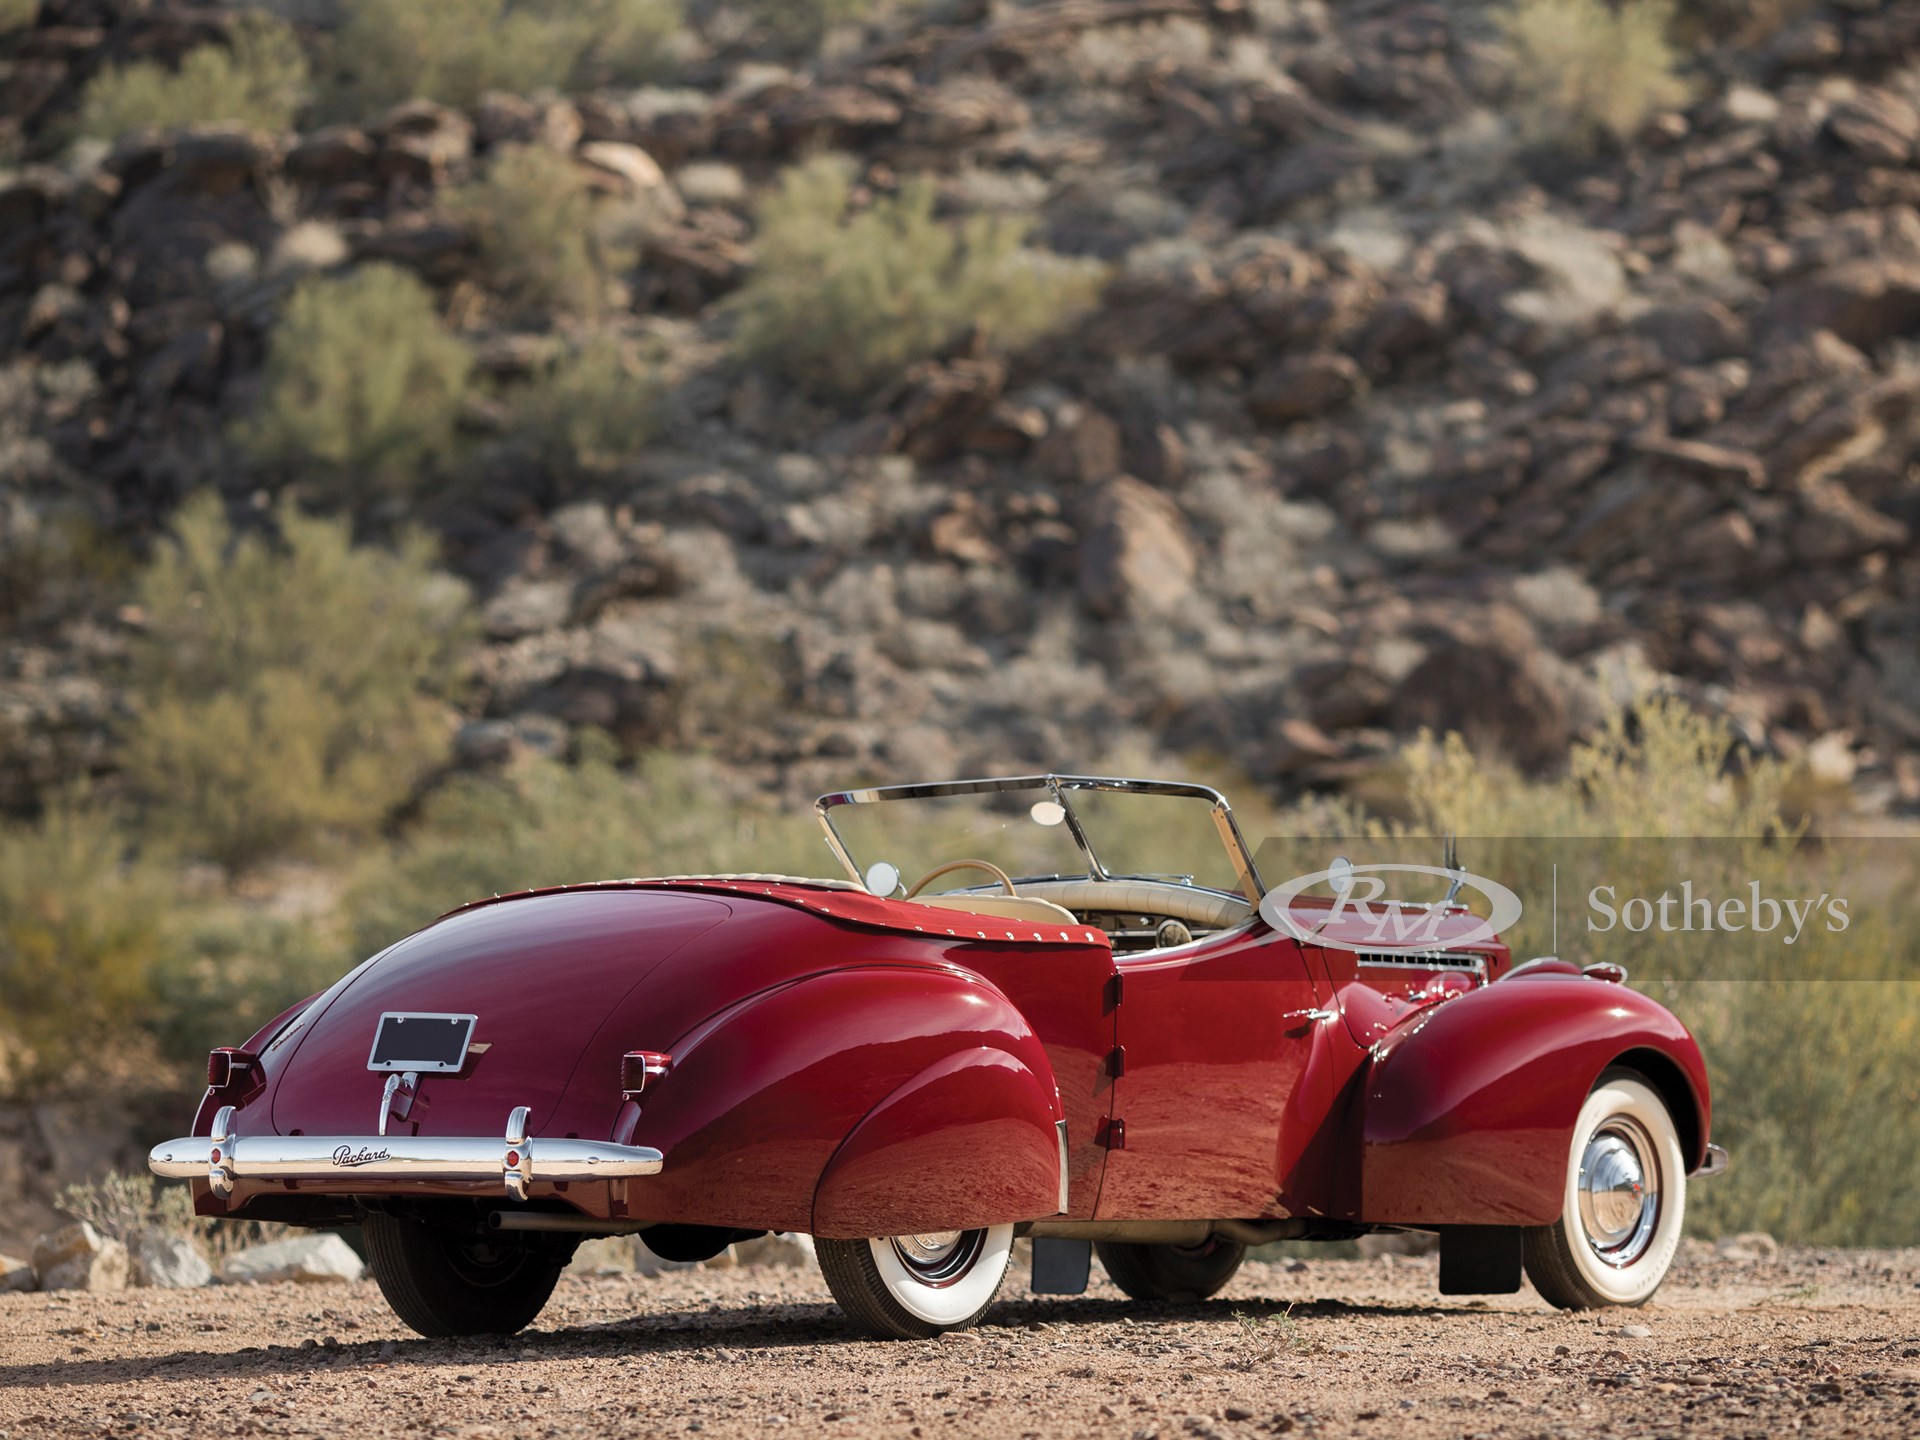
left=816, top=1226, right=1014, bottom=1338
left=1096, top=1236, right=1246, bottom=1302
left=1524, top=1071, right=1687, bottom=1309
left=363, top=1212, right=570, bottom=1338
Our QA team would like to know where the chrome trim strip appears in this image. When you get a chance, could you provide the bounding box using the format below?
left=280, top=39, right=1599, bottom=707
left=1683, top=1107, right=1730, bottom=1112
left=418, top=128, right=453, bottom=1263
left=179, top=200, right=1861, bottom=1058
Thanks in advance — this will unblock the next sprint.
left=1055, top=1119, right=1070, bottom=1214
left=149, top=1106, right=663, bottom=1192
left=1691, top=1143, right=1729, bottom=1178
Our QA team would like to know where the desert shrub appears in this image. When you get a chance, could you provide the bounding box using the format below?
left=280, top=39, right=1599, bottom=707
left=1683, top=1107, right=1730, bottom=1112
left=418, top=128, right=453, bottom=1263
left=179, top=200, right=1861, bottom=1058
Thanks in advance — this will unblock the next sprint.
left=0, top=803, right=173, bottom=1094
left=73, top=13, right=310, bottom=139
left=731, top=0, right=878, bottom=49
left=234, top=264, right=472, bottom=495
left=60, top=1169, right=287, bottom=1259
left=509, top=333, right=661, bottom=476
left=145, top=906, right=342, bottom=1072
left=123, top=492, right=473, bottom=869
left=731, top=156, right=1107, bottom=401
left=1500, top=0, right=1689, bottom=151
left=345, top=749, right=826, bottom=958
left=449, top=147, right=636, bottom=317
left=330, top=0, right=680, bottom=113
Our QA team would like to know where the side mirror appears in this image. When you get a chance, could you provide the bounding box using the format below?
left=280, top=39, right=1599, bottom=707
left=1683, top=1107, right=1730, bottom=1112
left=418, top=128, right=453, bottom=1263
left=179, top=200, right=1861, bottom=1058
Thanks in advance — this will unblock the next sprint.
left=1328, top=855, right=1355, bottom=896
left=863, top=861, right=902, bottom=898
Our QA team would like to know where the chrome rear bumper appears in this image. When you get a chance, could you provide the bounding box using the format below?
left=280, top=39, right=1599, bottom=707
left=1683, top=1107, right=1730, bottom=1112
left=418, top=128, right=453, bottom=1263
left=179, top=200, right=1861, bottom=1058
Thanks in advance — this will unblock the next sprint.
left=148, top=1104, right=662, bottom=1200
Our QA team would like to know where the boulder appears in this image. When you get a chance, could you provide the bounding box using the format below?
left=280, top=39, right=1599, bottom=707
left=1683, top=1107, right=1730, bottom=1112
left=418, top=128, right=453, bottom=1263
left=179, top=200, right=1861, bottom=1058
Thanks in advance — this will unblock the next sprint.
left=730, top=1233, right=816, bottom=1269
left=1077, top=477, right=1198, bottom=619
left=1389, top=620, right=1574, bottom=773
left=31, top=1222, right=129, bottom=1293
left=130, top=1231, right=213, bottom=1289
left=221, top=1233, right=365, bottom=1285
left=1247, top=352, right=1364, bottom=424
left=1, top=1254, right=35, bottom=1293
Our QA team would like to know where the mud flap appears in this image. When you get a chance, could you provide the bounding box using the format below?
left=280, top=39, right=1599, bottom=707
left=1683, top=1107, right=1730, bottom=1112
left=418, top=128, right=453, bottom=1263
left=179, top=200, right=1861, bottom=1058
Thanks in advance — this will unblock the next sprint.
left=1438, top=1226, right=1523, bottom=1294
left=1031, top=1238, right=1092, bottom=1294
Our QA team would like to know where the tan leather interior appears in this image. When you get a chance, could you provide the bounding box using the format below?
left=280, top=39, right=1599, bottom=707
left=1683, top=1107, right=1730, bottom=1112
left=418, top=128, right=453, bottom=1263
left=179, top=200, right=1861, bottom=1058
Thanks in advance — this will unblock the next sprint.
left=1014, top=879, right=1252, bottom=929
left=905, top=894, right=1081, bottom=925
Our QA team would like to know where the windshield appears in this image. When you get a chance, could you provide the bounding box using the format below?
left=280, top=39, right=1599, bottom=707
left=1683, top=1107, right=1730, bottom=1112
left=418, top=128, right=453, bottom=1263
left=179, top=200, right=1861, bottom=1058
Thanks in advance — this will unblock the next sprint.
left=816, top=775, right=1262, bottom=901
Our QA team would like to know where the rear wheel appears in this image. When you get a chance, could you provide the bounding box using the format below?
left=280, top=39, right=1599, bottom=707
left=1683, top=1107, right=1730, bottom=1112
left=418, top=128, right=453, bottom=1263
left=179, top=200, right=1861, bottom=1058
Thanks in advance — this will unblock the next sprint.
left=816, top=1226, right=1014, bottom=1339
left=1524, top=1071, right=1687, bottom=1309
left=1096, top=1236, right=1246, bottom=1302
left=363, top=1211, right=569, bottom=1338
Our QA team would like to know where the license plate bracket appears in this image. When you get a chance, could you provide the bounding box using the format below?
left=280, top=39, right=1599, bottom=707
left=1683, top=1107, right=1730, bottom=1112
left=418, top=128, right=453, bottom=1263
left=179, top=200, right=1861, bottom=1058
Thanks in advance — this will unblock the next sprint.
left=367, top=1012, right=477, bottom=1073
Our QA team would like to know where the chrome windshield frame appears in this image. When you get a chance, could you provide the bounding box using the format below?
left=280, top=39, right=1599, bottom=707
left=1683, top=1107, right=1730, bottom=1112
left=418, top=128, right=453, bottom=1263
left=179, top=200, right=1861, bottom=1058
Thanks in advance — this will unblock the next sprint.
left=813, top=773, right=1267, bottom=900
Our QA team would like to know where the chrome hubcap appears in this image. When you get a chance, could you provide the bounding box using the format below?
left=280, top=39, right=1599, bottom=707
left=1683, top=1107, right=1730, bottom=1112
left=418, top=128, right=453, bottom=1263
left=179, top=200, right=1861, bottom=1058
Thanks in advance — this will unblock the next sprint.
left=888, top=1229, right=983, bottom=1286
left=1577, top=1118, right=1661, bottom=1268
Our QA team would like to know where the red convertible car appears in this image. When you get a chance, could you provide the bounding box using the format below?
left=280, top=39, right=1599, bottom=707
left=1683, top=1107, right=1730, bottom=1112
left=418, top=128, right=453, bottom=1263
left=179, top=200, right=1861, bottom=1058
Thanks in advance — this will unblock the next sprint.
left=151, top=774, right=1722, bottom=1339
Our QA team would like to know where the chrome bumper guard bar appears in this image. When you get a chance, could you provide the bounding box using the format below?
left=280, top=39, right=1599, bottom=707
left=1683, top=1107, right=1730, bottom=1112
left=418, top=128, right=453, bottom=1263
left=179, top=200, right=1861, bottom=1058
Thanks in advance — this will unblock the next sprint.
left=1692, top=1143, right=1730, bottom=1178
left=149, top=1104, right=663, bottom=1200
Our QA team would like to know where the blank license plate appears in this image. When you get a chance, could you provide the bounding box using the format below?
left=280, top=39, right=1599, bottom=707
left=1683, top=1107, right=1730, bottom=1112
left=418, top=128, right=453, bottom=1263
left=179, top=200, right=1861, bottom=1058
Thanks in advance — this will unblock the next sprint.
left=367, top=1013, right=477, bottom=1073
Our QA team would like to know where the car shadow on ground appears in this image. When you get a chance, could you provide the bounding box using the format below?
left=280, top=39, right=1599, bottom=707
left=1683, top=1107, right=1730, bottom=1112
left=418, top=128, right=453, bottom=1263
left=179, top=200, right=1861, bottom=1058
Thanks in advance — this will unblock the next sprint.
left=0, top=1294, right=1492, bottom=1393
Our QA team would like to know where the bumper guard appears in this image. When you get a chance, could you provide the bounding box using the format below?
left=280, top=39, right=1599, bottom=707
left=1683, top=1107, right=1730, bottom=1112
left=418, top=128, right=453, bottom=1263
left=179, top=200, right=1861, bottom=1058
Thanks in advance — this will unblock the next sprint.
left=149, top=1104, right=663, bottom=1200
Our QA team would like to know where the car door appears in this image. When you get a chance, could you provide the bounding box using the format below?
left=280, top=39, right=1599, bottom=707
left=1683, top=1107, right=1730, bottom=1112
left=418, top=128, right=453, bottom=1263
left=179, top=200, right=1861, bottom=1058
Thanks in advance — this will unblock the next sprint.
left=1094, top=923, right=1338, bottom=1220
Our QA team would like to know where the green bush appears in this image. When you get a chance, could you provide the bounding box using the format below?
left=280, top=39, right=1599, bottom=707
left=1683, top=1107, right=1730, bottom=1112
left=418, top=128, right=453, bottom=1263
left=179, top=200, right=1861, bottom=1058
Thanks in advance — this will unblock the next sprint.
left=731, top=156, right=1107, bottom=401
left=345, top=749, right=827, bottom=958
left=330, top=0, right=680, bottom=113
left=234, top=264, right=472, bottom=495
left=509, top=333, right=661, bottom=476
left=1500, top=0, right=1690, bottom=150
left=0, top=803, right=172, bottom=1095
left=450, top=147, right=634, bottom=317
left=74, top=13, right=310, bottom=139
left=123, top=492, right=473, bottom=869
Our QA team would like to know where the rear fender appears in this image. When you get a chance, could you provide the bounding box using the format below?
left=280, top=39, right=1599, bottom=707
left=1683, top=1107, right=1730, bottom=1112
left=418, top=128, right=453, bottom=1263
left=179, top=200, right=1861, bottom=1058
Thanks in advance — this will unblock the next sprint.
left=1350, top=973, right=1710, bottom=1227
left=617, top=966, right=1062, bottom=1235
left=812, top=1046, right=1063, bottom=1239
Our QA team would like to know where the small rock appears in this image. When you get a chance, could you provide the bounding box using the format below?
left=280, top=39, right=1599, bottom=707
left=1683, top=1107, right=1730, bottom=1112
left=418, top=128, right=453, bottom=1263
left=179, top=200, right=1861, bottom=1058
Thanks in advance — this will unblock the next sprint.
left=1714, top=1231, right=1781, bottom=1263
left=32, top=1222, right=129, bottom=1293
left=130, top=1232, right=212, bottom=1289
left=1617, top=1324, right=1653, bottom=1339
left=221, top=1234, right=364, bottom=1285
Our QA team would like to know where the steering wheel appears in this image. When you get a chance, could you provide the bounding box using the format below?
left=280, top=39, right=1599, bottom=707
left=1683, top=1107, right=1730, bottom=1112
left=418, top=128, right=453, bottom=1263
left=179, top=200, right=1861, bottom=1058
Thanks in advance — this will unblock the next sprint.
left=904, top=859, right=1018, bottom=899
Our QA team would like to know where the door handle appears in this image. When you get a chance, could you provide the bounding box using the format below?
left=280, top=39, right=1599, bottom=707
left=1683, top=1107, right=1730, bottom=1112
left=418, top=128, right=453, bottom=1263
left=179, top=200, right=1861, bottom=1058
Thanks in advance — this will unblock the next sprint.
left=1284, top=1008, right=1338, bottom=1023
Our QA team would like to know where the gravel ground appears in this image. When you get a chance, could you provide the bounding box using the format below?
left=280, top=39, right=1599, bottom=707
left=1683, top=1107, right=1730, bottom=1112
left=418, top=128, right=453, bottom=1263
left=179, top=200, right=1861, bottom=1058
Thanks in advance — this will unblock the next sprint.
left=3, top=1244, right=1918, bottom=1439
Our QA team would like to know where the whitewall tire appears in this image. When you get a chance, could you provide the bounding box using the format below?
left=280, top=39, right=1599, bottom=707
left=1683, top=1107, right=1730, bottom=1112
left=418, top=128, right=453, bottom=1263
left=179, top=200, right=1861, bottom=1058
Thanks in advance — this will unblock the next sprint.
left=816, top=1225, right=1014, bottom=1339
left=1524, top=1071, right=1687, bottom=1308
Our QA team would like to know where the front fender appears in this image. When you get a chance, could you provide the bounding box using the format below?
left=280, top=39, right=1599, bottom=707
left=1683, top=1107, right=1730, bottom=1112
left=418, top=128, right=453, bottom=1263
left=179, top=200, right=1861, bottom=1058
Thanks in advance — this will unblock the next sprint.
left=1352, top=973, right=1710, bottom=1226
left=619, top=965, right=1063, bottom=1235
left=812, top=1047, right=1063, bottom=1239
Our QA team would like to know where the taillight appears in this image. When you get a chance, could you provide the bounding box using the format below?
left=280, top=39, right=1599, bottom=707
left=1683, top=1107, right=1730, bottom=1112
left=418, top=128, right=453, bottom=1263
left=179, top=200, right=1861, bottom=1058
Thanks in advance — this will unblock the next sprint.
left=207, top=1048, right=254, bottom=1089
left=620, top=1051, right=671, bottom=1099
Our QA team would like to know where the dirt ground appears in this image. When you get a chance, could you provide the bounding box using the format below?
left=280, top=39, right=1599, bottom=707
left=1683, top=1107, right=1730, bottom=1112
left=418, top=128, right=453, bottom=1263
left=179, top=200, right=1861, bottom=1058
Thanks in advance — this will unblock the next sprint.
left=2, top=1243, right=1918, bottom=1439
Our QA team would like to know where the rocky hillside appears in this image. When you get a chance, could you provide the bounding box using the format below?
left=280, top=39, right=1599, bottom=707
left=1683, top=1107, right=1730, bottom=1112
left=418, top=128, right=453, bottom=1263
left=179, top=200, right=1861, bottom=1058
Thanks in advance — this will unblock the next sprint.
left=4, top=0, right=1920, bottom=817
